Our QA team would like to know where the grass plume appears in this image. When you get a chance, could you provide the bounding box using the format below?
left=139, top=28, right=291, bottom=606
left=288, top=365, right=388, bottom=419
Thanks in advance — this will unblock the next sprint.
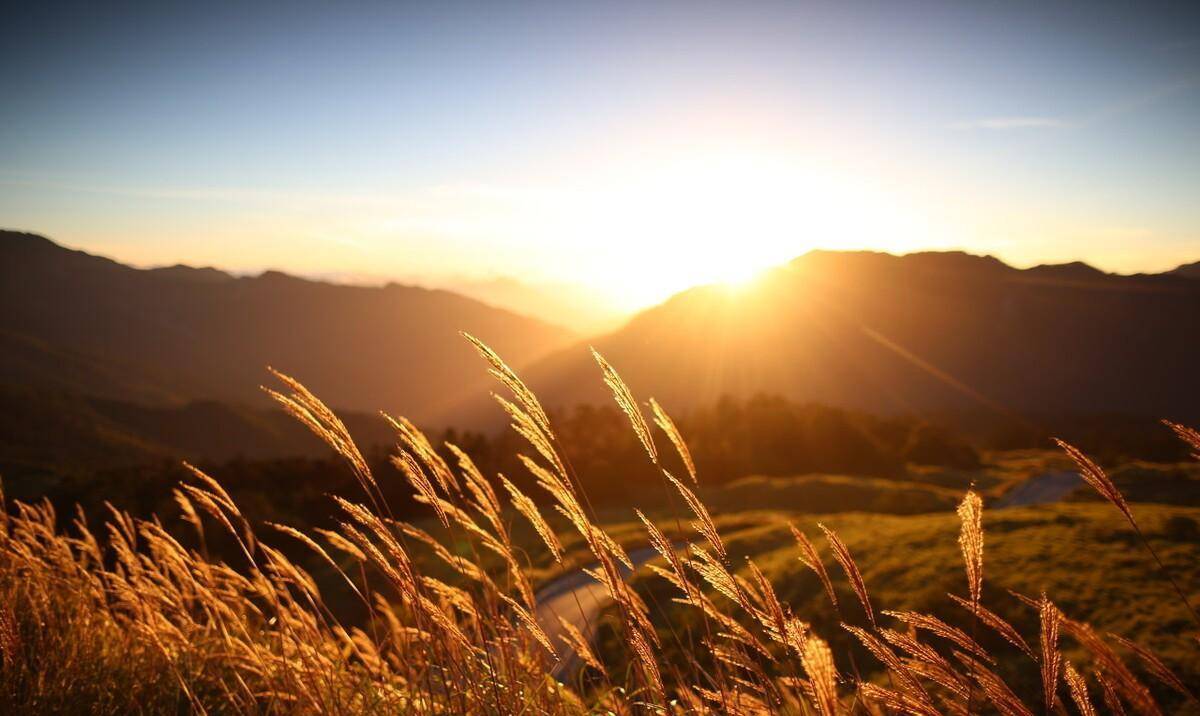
left=0, top=336, right=1196, bottom=714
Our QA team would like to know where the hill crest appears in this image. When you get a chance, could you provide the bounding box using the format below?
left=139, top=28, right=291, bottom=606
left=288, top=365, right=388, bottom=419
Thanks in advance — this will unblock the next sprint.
left=0, top=230, right=574, bottom=420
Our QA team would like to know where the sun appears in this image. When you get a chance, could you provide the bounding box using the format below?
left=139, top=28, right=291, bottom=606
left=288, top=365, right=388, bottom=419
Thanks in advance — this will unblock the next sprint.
left=584, top=238, right=789, bottom=312
left=714, top=260, right=770, bottom=288
left=516, top=143, right=924, bottom=310
left=575, top=150, right=821, bottom=306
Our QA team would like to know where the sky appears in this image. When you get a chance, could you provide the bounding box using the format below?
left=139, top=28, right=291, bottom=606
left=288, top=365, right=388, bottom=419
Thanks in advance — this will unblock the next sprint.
left=3, top=1, right=1199, bottom=308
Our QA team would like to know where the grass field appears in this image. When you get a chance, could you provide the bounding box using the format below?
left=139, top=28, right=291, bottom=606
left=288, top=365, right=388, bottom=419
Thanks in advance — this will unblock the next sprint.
left=596, top=501, right=1200, bottom=708
left=2, top=340, right=1198, bottom=714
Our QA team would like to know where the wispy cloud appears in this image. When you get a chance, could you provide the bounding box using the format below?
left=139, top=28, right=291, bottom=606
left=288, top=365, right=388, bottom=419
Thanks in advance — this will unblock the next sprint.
left=950, top=73, right=1200, bottom=132
left=949, top=116, right=1071, bottom=130
left=1084, top=75, right=1200, bottom=124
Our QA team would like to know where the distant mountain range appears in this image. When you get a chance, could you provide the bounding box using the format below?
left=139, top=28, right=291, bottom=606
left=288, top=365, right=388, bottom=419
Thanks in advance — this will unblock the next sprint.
left=491, top=249, right=1200, bottom=426
left=1170, top=260, right=1200, bottom=280
left=0, top=231, right=574, bottom=422
left=297, top=270, right=629, bottom=334
left=4, top=230, right=1200, bottom=477
left=437, top=275, right=628, bottom=334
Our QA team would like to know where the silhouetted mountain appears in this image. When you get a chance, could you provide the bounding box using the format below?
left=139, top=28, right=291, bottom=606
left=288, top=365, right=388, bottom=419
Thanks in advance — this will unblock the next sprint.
left=146, top=264, right=235, bottom=284
left=0, top=231, right=574, bottom=420
left=0, top=384, right=396, bottom=480
left=486, top=249, right=1200, bottom=427
left=438, top=275, right=628, bottom=334
left=1025, top=261, right=1106, bottom=281
left=1170, top=260, right=1200, bottom=279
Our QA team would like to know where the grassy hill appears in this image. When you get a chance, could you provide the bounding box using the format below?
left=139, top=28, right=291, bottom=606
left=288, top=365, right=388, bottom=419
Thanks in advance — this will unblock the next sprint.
left=698, top=473, right=963, bottom=515
left=4, top=350, right=1199, bottom=714
left=599, top=500, right=1200, bottom=709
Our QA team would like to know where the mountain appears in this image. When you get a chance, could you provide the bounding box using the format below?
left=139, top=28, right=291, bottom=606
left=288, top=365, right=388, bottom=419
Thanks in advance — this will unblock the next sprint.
left=439, top=276, right=628, bottom=334
left=1170, top=260, right=1200, bottom=280
left=486, top=250, right=1200, bottom=426
left=0, top=231, right=574, bottom=421
left=289, top=271, right=628, bottom=335
left=0, top=384, right=396, bottom=480
left=7, top=230, right=1199, bottom=439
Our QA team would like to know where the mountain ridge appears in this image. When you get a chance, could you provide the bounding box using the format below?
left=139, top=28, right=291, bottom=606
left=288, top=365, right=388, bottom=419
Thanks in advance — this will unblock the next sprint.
left=7, top=229, right=1200, bottom=433
left=1170, top=260, right=1200, bottom=279
left=0, top=230, right=575, bottom=421
left=454, top=247, right=1200, bottom=428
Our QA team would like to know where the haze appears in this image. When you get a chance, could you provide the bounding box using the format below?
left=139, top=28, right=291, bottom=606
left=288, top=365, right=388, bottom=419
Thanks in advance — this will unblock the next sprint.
left=3, top=1, right=1199, bottom=309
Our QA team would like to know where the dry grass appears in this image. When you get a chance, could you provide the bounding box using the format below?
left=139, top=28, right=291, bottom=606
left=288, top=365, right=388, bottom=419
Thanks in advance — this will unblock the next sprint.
left=1, top=337, right=1197, bottom=714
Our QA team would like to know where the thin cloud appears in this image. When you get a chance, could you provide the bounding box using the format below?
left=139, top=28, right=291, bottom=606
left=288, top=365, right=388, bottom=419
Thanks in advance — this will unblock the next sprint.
left=0, top=173, right=400, bottom=208
left=951, top=73, right=1200, bottom=132
left=1083, top=75, right=1200, bottom=125
left=949, top=116, right=1071, bottom=130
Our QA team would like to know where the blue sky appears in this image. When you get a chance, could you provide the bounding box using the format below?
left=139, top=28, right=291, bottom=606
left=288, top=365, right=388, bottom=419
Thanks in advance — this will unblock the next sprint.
left=3, top=1, right=1199, bottom=306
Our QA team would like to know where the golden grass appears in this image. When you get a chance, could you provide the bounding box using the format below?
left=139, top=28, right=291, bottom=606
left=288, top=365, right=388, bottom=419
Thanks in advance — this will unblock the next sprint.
left=1, top=337, right=1197, bottom=714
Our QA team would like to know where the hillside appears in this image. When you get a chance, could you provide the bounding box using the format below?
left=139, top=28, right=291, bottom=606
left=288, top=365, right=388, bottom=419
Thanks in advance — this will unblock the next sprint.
left=0, top=231, right=574, bottom=420
left=609, top=501, right=1200, bottom=706
left=438, top=275, right=628, bottom=334
left=494, top=250, right=1200, bottom=427
left=0, top=384, right=398, bottom=482
left=1170, top=260, right=1200, bottom=279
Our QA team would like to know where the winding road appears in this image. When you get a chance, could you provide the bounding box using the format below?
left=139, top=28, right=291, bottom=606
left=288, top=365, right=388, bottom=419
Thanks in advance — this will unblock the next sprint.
left=996, top=470, right=1082, bottom=507
left=533, top=470, right=1084, bottom=680
left=534, top=546, right=663, bottom=681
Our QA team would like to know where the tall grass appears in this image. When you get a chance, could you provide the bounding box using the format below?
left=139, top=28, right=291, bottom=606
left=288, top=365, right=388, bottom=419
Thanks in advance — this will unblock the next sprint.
left=0, top=336, right=1196, bottom=714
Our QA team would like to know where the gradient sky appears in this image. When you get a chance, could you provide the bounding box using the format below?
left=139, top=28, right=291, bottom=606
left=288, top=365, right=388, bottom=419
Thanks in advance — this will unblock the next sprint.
left=3, top=1, right=1199, bottom=307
